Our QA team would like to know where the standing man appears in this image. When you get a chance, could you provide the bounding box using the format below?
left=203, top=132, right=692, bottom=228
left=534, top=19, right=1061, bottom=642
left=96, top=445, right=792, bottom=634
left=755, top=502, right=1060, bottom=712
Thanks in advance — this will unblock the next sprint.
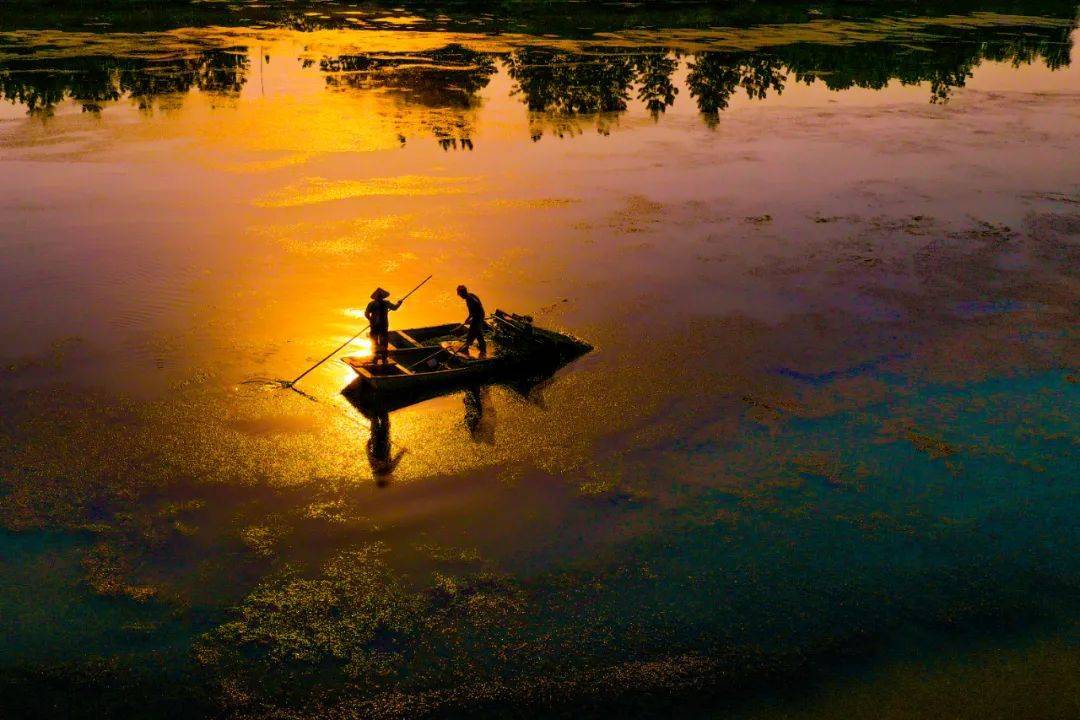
left=456, top=284, right=487, bottom=357
left=365, top=287, right=401, bottom=364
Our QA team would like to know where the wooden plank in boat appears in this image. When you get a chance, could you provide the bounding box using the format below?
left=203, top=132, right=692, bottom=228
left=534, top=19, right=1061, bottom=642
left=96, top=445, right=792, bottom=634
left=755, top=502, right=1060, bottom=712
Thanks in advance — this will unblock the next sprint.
left=396, top=330, right=422, bottom=348
left=342, top=356, right=415, bottom=376
left=440, top=340, right=486, bottom=360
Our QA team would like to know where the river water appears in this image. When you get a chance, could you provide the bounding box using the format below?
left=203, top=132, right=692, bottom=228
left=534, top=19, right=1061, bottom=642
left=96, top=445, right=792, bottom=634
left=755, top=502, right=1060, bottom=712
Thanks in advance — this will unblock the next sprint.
left=1, top=2, right=1077, bottom=718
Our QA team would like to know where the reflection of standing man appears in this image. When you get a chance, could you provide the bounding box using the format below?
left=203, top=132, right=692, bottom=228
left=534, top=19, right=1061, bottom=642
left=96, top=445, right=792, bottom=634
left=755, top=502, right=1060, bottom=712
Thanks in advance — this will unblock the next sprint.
left=463, top=386, right=496, bottom=444
left=456, top=285, right=487, bottom=357
left=366, top=412, right=404, bottom=487
left=365, top=288, right=401, bottom=364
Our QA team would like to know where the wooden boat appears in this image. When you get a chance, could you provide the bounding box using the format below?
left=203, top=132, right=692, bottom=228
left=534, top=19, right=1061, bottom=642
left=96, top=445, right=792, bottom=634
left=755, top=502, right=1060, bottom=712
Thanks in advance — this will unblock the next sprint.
left=341, top=310, right=590, bottom=407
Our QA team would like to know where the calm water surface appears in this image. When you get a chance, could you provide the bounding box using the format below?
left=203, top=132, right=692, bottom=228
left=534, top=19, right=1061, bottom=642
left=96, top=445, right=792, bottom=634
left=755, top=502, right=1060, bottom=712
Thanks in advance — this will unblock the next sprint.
left=1, top=2, right=1078, bottom=718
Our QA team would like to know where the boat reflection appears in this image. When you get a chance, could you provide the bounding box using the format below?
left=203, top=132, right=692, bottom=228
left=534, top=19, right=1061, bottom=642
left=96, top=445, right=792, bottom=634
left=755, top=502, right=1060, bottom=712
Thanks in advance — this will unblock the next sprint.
left=343, top=353, right=580, bottom=483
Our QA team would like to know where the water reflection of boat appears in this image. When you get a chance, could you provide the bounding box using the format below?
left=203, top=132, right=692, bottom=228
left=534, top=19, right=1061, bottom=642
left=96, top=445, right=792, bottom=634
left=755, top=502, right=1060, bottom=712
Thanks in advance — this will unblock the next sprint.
left=341, top=310, right=590, bottom=411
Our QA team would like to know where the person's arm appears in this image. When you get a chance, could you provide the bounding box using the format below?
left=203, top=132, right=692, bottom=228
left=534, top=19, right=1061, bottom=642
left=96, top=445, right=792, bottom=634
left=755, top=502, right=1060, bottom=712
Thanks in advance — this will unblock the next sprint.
left=391, top=301, right=402, bottom=311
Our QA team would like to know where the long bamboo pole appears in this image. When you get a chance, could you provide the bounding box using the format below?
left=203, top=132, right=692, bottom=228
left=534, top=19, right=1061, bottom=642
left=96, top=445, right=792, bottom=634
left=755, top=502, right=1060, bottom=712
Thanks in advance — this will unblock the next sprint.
left=285, top=275, right=432, bottom=389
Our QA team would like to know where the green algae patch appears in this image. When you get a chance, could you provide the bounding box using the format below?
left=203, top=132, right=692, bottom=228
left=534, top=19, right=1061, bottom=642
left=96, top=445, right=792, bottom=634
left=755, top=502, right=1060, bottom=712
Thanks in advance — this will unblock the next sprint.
left=206, top=544, right=417, bottom=677
left=239, top=524, right=289, bottom=559
left=904, top=430, right=958, bottom=460
left=81, top=541, right=159, bottom=603
left=195, top=543, right=532, bottom=708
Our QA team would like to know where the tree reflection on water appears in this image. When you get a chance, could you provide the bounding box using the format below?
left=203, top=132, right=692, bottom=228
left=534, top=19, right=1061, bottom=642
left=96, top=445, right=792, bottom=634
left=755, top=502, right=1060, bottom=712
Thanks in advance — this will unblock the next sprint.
left=316, top=44, right=497, bottom=150
left=0, top=19, right=1073, bottom=140
left=0, top=48, right=249, bottom=115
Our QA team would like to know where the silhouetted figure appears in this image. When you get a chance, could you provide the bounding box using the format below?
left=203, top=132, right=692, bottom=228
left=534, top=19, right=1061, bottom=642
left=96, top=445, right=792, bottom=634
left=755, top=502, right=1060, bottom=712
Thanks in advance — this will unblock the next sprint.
left=463, top=386, right=496, bottom=444
left=456, top=284, right=487, bottom=357
left=366, top=412, right=404, bottom=487
left=365, top=287, right=401, bottom=364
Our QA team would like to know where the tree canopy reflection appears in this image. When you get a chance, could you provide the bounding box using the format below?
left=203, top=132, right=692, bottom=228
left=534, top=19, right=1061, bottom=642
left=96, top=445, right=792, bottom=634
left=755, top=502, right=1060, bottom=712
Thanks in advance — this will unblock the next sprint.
left=0, top=18, right=1072, bottom=139
left=316, top=44, right=496, bottom=150
left=0, top=48, right=248, bottom=116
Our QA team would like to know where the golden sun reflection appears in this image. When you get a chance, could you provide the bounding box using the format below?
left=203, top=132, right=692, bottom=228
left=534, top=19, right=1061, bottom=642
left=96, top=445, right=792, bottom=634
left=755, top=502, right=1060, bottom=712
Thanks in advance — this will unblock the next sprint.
left=253, top=175, right=479, bottom=208
left=335, top=335, right=373, bottom=387
left=350, top=337, right=374, bottom=357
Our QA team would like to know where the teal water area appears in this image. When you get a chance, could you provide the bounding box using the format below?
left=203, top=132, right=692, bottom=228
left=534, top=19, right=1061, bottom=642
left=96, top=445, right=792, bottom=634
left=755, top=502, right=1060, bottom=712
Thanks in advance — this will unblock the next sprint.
left=3, top=370, right=1075, bottom=717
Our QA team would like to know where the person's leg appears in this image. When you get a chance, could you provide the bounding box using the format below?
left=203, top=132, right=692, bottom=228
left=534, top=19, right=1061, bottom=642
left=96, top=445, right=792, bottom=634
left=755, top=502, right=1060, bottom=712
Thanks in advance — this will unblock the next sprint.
left=463, top=324, right=482, bottom=355
left=459, top=324, right=475, bottom=354
left=476, top=326, right=487, bottom=356
left=374, top=332, right=389, bottom=362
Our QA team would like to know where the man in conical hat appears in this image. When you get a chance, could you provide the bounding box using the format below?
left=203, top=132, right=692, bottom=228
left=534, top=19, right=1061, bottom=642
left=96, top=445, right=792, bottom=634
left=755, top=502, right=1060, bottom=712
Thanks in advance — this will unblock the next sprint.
left=365, top=287, right=401, bottom=364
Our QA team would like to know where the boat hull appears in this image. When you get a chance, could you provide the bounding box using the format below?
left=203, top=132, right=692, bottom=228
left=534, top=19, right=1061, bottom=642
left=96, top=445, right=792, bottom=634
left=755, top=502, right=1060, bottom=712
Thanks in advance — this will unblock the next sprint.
left=341, top=310, right=590, bottom=412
